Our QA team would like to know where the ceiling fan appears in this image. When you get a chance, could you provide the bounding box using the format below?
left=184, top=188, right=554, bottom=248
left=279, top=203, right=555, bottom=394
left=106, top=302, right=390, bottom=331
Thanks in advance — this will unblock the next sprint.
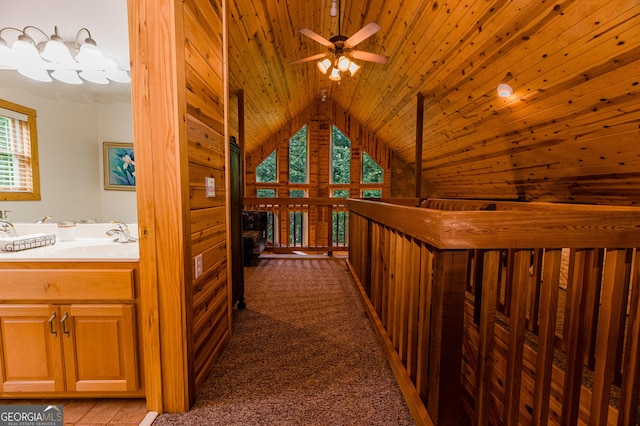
left=291, top=1, right=388, bottom=81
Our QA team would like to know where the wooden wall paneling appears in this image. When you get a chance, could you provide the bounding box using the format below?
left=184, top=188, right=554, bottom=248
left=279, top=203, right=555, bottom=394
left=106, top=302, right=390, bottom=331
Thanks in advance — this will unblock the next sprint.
left=618, top=249, right=640, bottom=425
left=502, top=249, right=531, bottom=425
left=473, top=249, right=500, bottom=426
left=532, top=248, right=562, bottom=425
left=590, top=249, right=632, bottom=425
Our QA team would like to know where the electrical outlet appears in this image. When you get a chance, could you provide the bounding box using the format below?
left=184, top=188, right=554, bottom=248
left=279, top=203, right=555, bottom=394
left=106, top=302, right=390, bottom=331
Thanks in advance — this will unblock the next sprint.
left=195, top=254, right=203, bottom=278
left=205, top=177, right=215, bottom=198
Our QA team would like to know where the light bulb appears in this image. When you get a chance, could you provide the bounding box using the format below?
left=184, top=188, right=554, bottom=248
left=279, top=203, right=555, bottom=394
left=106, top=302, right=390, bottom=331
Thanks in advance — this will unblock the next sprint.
left=330, top=0, right=338, bottom=17
left=317, top=58, right=331, bottom=74
left=51, top=69, right=82, bottom=84
left=79, top=69, right=108, bottom=84
left=497, top=83, right=513, bottom=97
left=329, top=67, right=341, bottom=81
left=348, top=61, right=360, bottom=76
left=337, top=56, right=350, bottom=72
left=41, top=38, right=75, bottom=66
left=17, top=67, right=52, bottom=82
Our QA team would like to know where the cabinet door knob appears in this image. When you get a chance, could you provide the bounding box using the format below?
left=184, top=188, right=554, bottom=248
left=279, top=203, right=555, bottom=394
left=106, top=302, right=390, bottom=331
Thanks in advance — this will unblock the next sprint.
left=48, top=312, right=57, bottom=336
left=60, top=312, right=70, bottom=337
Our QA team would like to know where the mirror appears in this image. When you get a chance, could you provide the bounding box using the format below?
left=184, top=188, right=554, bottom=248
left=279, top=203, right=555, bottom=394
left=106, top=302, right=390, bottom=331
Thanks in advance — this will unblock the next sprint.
left=0, top=0, right=135, bottom=224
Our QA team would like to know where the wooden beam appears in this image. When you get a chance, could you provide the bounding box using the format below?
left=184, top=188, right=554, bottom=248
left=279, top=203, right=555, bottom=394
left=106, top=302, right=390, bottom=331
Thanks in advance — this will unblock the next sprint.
left=237, top=89, right=245, bottom=197
left=415, top=92, right=424, bottom=199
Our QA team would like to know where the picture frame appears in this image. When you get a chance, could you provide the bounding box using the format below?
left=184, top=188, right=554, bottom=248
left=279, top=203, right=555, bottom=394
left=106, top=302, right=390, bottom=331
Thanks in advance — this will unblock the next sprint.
left=103, top=142, right=136, bottom=191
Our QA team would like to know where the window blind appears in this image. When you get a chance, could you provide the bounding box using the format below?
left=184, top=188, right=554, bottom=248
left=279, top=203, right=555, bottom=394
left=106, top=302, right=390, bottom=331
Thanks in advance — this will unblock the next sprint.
left=0, top=108, right=33, bottom=193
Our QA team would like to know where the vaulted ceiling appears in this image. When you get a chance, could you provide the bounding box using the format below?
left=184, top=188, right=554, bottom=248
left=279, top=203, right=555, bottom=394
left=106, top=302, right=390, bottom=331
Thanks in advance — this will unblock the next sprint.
left=228, top=0, right=640, bottom=204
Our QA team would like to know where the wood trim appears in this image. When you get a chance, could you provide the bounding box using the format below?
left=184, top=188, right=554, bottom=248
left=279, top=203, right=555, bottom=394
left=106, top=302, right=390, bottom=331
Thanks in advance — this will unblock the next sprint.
left=128, top=0, right=190, bottom=413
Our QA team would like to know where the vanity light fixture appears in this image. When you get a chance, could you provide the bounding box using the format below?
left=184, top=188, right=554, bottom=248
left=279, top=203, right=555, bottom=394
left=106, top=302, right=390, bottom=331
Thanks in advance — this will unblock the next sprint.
left=0, top=26, right=130, bottom=85
left=497, top=83, right=513, bottom=97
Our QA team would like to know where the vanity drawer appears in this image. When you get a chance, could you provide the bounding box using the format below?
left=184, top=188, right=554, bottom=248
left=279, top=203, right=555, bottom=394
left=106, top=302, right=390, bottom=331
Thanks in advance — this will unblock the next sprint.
left=0, top=269, right=135, bottom=301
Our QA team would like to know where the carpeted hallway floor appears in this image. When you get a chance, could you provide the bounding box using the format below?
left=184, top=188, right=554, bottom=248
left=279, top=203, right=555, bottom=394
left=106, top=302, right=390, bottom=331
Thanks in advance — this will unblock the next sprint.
left=153, top=256, right=414, bottom=425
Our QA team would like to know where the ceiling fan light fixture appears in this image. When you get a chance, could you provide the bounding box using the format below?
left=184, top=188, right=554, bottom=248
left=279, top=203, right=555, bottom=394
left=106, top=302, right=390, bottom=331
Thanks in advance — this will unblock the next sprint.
left=337, top=56, right=350, bottom=72
left=329, top=67, right=341, bottom=81
left=317, top=58, right=331, bottom=74
left=348, top=61, right=361, bottom=76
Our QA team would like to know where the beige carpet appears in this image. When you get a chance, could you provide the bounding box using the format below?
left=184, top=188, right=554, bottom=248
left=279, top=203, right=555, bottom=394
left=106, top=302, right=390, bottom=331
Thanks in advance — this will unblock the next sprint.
left=153, top=257, right=414, bottom=425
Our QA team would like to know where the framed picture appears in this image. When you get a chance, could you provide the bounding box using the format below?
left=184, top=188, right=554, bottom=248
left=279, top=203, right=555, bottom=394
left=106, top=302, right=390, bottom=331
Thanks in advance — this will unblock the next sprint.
left=103, top=142, right=136, bottom=191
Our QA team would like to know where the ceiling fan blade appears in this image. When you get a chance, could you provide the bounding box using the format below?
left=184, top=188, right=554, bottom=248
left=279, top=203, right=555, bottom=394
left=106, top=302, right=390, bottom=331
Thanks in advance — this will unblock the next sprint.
left=345, top=22, right=381, bottom=48
left=351, top=50, right=389, bottom=64
left=290, top=52, right=329, bottom=65
left=299, top=28, right=333, bottom=47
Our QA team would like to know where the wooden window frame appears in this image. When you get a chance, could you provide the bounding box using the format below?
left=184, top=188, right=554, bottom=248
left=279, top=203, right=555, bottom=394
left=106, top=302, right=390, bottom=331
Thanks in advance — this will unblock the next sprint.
left=0, top=99, right=40, bottom=201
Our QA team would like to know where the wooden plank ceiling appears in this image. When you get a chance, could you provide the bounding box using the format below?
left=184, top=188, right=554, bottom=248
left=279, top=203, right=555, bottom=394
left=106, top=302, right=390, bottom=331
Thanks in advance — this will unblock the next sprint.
left=228, top=0, right=640, bottom=204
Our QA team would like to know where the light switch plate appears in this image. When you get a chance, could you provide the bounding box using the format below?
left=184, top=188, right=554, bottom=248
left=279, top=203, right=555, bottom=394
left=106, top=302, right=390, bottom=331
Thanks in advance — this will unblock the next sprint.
left=205, top=177, right=215, bottom=198
left=195, top=254, right=203, bottom=278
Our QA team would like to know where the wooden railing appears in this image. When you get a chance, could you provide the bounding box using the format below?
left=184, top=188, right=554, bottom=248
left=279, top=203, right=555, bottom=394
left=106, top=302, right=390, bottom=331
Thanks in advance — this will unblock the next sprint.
left=347, top=198, right=640, bottom=426
left=242, top=197, right=350, bottom=253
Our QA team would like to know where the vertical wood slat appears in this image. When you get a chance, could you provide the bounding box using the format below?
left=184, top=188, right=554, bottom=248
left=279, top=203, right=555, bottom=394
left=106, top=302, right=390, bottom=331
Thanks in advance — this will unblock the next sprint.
left=561, top=249, right=591, bottom=426
left=532, top=248, right=562, bottom=426
left=397, top=234, right=410, bottom=364
left=618, top=249, right=640, bottom=426
left=416, top=244, right=434, bottom=403
left=473, top=250, right=500, bottom=426
left=406, top=238, right=421, bottom=382
left=503, top=249, right=531, bottom=426
left=427, top=250, right=467, bottom=425
left=590, top=249, right=632, bottom=426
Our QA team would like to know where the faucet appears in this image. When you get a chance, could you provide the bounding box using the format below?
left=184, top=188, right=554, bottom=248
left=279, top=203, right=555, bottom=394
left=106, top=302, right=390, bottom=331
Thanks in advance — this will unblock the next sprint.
left=36, top=215, right=53, bottom=224
left=0, top=220, right=17, bottom=237
left=106, top=221, right=137, bottom=243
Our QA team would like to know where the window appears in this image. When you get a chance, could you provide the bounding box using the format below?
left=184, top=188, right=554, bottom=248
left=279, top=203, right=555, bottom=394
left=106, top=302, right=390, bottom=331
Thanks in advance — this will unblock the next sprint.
left=363, top=189, right=382, bottom=198
left=256, top=150, right=277, bottom=182
left=0, top=99, right=40, bottom=200
left=362, top=151, right=383, bottom=183
left=289, top=125, right=307, bottom=183
left=256, top=188, right=276, bottom=197
left=331, top=126, right=350, bottom=184
left=332, top=189, right=349, bottom=198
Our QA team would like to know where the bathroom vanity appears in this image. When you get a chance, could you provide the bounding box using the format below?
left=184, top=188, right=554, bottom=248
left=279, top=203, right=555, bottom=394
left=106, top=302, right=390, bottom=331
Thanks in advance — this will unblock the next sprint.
left=0, top=223, right=143, bottom=398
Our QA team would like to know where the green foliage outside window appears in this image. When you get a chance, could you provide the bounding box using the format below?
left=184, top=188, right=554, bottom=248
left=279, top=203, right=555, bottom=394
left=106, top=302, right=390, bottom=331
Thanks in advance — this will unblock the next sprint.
left=289, top=125, right=307, bottom=183
left=362, top=152, right=383, bottom=183
left=333, top=189, right=349, bottom=198
left=256, top=150, right=276, bottom=182
left=363, top=189, right=382, bottom=198
left=257, top=188, right=276, bottom=197
left=331, top=126, right=350, bottom=184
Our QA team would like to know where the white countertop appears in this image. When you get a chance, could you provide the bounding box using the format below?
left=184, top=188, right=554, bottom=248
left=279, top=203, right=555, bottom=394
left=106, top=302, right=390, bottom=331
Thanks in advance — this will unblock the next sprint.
left=0, top=223, right=139, bottom=262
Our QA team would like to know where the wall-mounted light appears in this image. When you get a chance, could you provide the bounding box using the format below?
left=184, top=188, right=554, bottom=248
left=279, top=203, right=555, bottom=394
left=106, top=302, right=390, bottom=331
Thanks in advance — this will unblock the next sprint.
left=497, top=83, right=513, bottom=97
left=0, top=26, right=130, bottom=85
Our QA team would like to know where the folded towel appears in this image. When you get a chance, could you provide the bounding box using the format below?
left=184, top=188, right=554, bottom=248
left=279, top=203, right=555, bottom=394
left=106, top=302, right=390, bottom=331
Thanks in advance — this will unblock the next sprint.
left=0, top=233, right=57, bottom=252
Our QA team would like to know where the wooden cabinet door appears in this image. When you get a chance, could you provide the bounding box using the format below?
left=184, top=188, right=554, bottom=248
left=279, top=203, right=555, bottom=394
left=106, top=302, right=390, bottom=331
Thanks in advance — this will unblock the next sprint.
left=0, top=305, right=64, bottom=392
left=61, top=304, right=139, bottom=392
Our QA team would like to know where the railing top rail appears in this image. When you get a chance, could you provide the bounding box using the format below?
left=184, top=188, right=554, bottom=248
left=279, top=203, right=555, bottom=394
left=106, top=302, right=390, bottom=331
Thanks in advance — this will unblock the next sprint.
left=423, top=197, right=640, bottom=212
left=348, top=198, right=640, bottom=249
